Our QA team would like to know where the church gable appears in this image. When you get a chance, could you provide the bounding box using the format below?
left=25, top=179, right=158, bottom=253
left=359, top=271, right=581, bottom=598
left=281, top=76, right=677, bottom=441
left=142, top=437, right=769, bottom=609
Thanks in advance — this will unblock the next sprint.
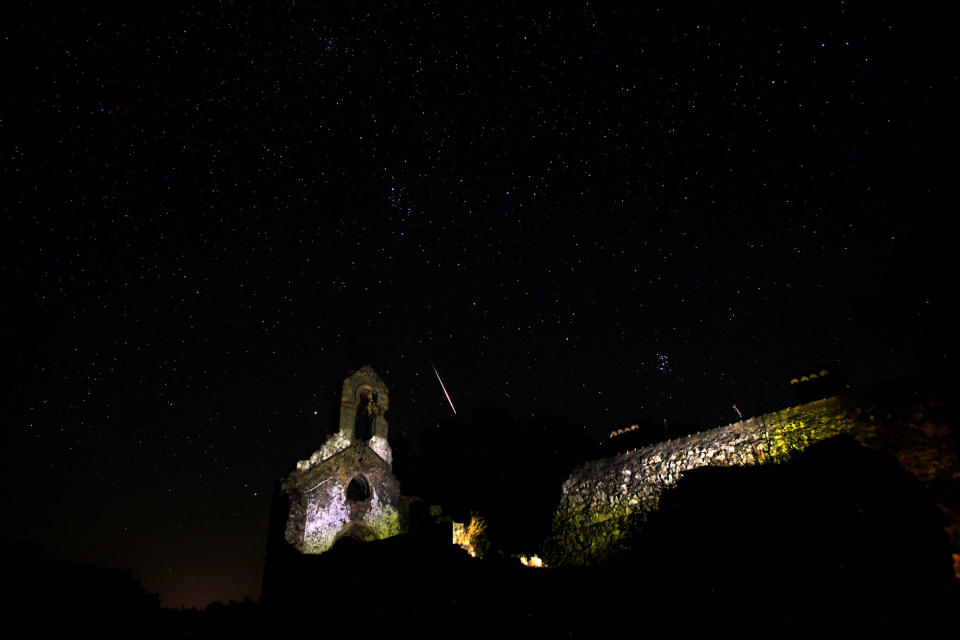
left=289, top=441, right=392, bottom=493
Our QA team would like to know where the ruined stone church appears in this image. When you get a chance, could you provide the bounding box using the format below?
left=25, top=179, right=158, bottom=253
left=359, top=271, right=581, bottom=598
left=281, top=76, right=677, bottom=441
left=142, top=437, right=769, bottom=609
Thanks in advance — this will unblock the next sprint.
left=280, top=365, right=407, bottom=554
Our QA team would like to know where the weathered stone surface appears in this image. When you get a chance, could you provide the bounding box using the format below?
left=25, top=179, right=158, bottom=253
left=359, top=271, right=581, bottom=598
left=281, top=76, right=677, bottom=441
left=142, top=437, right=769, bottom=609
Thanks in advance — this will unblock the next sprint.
left=545, top=385, right=959, bottom=567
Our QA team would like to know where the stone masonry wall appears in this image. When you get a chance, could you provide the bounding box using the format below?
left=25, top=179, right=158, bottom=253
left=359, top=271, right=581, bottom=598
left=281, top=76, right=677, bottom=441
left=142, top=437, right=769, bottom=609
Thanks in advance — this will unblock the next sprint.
left=284, top=438, right=405, bottom=554
left=545, top=384, right=958, bottom=567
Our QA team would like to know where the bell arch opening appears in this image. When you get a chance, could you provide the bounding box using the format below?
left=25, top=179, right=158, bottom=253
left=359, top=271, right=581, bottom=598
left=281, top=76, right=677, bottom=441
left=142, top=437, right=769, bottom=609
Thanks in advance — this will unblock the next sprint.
left=354, top=386, right=375, bottom=441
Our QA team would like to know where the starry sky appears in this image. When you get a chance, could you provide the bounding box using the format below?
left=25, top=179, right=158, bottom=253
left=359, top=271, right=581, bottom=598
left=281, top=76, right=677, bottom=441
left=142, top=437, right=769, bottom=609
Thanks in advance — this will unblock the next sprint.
left=2, top=3, right=957, bottom=608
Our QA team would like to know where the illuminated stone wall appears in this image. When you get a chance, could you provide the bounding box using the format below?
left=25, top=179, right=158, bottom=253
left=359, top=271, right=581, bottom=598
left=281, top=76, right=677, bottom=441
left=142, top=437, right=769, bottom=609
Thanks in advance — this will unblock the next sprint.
left=283, top=435, right=405, bottom=554
left=546, top=384, right=958, bottom=566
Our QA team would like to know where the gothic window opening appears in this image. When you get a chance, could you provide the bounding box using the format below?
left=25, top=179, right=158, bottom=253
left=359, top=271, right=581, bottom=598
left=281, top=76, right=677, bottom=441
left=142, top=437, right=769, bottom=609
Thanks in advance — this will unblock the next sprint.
left=346, top=475, right=371, bottom=503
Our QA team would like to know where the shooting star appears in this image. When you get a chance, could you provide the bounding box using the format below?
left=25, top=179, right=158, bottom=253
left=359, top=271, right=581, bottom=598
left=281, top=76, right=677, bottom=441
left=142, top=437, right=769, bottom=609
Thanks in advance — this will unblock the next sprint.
left=431, top=362, right=457, bottom=414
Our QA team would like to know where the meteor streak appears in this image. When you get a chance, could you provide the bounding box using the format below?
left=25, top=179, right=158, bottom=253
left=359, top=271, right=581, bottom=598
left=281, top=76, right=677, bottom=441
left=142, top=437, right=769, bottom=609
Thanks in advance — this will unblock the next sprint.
left=431, top=362, right=457, bottom=414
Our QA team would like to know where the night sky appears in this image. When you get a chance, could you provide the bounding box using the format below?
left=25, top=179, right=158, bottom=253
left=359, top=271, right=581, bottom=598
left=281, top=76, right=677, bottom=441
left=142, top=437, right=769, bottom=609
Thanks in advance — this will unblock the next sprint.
left=3, top=4, right=957, bottom=608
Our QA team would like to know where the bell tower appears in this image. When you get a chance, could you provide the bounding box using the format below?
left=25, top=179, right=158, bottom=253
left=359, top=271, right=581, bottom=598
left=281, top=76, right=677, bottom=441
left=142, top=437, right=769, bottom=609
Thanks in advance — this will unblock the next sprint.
left=338, top=364, right=390, bottom=441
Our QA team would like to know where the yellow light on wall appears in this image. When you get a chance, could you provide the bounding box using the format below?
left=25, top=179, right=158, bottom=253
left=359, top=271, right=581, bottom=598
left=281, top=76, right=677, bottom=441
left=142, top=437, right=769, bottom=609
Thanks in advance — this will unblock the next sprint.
left=519, top=555, right=545, bottom=568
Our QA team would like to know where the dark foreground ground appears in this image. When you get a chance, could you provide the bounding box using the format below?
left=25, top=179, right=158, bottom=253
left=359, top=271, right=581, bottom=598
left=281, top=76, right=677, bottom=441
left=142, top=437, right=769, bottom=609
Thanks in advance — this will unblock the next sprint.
left=10, top=437, right=960, bottom=637
left=9, top=542, right=958, bottom=638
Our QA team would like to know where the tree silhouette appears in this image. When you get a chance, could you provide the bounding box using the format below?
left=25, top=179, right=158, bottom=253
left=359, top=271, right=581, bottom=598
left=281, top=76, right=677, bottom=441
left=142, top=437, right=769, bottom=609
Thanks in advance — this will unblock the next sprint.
left=409, top=408, right=598, bottom=553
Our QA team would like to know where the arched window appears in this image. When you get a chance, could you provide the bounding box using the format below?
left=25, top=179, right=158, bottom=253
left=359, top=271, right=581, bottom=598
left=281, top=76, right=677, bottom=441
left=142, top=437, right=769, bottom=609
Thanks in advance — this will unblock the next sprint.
left=346, top=475, right=371, bottom=502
